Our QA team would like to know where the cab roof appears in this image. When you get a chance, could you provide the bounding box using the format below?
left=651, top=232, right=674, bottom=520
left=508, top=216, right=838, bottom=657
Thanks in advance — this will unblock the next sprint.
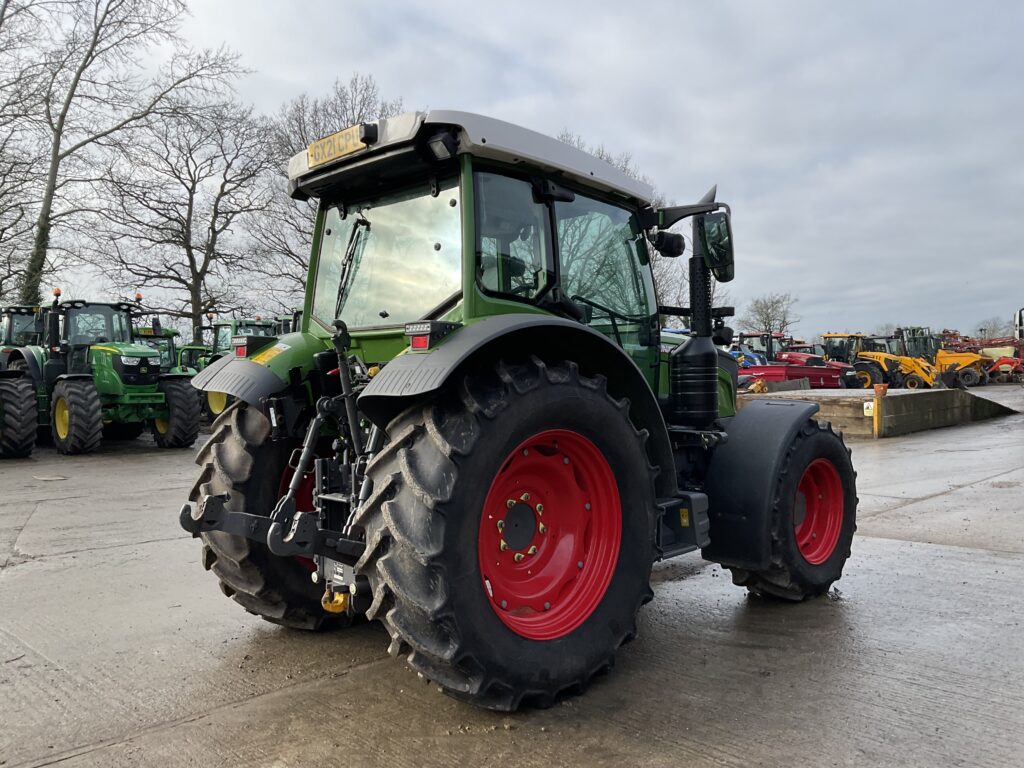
left=287, top=110, right=655, bottom=205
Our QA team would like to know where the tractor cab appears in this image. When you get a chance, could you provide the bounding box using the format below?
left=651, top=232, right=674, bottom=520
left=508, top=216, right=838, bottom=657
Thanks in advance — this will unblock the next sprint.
left=273, top=309, right=302, bottom=336
left=210, top=318, right=274, bottom=358
left=135, top=325, right=181, bottom=373
left=822, top=333, right=864, bottom=363
left=1, top=305, right=45, bottom=367
left=35, top=296, right=162, bottom=395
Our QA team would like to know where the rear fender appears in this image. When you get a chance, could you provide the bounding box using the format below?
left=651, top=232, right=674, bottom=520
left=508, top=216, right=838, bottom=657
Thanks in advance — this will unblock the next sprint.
left=701, top=399, right=820, bottom=570
left=359, top=314, right=677, bottom=497
left=5, top=347, right=43, bottom=384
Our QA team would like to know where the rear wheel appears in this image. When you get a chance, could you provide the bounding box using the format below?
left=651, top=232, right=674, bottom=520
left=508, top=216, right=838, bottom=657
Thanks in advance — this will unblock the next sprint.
left=51, top=379, right=103, bottom=455
left=153, top=378, right=201, bottom=448
left=190, top=401, right=346, bottom=630
left=0, top=377, right=37, bottom=458
left=354, top=357, right=657, bottom=710
left=729, top=421, right=856, bottom=600
left=957, top=367, right=981, bottom=387
left=852, top=361, right=883, bottom=388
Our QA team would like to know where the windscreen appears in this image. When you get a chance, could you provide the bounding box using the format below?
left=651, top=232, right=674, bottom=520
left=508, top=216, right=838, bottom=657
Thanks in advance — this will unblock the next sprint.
left=64, top=306, right=131, bottom=344
left=311, top=177, right=462, bottom=329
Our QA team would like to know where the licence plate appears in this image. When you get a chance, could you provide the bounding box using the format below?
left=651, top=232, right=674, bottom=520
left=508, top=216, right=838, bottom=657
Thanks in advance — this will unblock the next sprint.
left=307, top=125, right=367, bottom=169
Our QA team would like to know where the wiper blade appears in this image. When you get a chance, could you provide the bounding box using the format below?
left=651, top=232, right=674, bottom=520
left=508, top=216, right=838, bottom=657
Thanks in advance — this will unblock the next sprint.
left=334, top=216, right=370, bottom=320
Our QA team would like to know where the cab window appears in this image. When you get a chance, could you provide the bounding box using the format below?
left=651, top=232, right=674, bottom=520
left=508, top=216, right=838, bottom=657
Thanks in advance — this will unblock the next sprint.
left=554, top=193, right=654, bottom=347
left=475, top=173, right=551, bottom=301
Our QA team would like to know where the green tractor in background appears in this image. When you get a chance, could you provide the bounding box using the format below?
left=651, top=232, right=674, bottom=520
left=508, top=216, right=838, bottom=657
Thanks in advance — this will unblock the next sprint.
left=135, top=325, right=210, bottom=375
left=182, top=110, right=857, bottom=710
left=272, top=309, right=303, bottom=336
left=0, top=305, right=43, bottom=457
left=200, top=315, right=275, bottom=417
left=1, top=304, right=46, bottom=369
left=4, top=290, right=200, bottom=454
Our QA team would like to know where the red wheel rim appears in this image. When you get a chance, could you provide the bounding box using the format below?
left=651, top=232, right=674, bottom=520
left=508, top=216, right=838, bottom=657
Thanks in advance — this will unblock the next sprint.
left=279, top=464, right=317, bottom=573
left=478, top=429, right=621, bottom=640
left=793, top=458, right=844, bottom=565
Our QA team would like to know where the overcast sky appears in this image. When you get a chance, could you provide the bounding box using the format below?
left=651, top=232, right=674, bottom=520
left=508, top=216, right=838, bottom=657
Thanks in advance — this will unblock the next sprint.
left=182, top=0, right=1023, bottom=338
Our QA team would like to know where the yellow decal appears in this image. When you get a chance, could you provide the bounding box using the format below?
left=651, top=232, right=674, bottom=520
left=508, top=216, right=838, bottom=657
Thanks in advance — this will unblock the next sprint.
left=679, top=507, right=690, bottom=528
left=307, top=124, right=367, bottom=168
left=251, top=342, right=289, bottom=365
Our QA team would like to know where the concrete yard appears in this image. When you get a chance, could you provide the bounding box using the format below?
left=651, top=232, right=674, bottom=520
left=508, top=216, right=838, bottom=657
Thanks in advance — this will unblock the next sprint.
left=1, top=386, right=1022, bottom=767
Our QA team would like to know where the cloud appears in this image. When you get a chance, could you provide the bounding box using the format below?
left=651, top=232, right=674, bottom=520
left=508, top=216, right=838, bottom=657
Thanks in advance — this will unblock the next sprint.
left=180, top=0, right=1024, bottom=336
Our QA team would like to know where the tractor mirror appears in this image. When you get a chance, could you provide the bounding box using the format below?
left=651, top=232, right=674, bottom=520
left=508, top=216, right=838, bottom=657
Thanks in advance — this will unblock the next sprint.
left=696, top=211, right=734, bottom=283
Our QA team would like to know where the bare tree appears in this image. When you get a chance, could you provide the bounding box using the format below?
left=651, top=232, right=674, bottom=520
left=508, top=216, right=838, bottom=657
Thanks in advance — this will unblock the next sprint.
left=88, top=101, right=274, bottom=341
left=973, top=316, right=1013, bottom=338
left=739, top=292, right=800, bottom=336
left=0, top=0, right=53, bottom=299
left=16, top=0, right=239, bottom=304
left=246, top=74, right=403, bottom=310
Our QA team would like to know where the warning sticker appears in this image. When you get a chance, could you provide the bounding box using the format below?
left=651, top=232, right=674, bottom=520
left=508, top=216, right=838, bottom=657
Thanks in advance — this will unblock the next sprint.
left=251, top=342, right=289, bottom=365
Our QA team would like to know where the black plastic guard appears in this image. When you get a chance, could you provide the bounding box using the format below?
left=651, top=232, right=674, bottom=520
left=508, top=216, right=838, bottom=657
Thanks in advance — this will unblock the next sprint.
left=701, top=398, right=820, bottom=570
left=190, top=355, right=286, bottom=406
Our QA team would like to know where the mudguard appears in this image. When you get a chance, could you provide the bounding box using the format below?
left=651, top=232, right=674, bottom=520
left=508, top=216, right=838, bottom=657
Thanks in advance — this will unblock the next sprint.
left=359, top=313, right=678, bottom=497
left=701, top=398, right=820, bottom=570
left=190, top=354, right=287, bottom=405
left=4, top=347, right=43, bottom=383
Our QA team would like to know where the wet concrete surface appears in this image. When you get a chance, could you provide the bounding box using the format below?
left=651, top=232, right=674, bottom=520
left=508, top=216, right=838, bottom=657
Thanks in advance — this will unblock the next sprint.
left=1, top=384, right=1022, bottom=767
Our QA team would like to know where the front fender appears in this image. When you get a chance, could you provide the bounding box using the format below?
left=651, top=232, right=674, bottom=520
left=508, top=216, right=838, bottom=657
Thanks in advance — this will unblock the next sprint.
left=701, top=398, right=820, bottom=570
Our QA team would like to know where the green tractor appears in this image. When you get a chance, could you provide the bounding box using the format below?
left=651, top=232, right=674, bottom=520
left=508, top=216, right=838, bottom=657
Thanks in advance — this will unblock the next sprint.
left=201, top=316, right=275, bottom=416
left=0, top=305, right=43, bottom=457
left=272, top=308, right=303, bottom=336
left=135, top=325, right=195, bottom=374
left=181, top=111, right=857, bottom=710
left=5, top=291, right=201, bottom=454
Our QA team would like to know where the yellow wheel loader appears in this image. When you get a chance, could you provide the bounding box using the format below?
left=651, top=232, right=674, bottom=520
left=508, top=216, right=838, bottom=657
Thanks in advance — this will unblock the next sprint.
left=899, top=326, right=988, bottom=386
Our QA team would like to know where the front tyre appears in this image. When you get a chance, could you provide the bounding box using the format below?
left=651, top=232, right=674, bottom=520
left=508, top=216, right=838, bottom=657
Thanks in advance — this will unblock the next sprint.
left=354, top=357, right=658, bottom=711
left=153, top=378, right=201, bottom=448
left=51, top=379, right=103, bottom=455
left=730, top=420, right=857, bottom=600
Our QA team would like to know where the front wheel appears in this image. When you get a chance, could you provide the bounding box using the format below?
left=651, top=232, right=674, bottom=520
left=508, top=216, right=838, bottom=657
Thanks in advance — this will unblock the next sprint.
left=153, top=378, right=201, bottom=448
left=729, top=421, right=857, bottom=600
left=354, top=357, right=658, bottom=711
left=957, top=367, right=981, bottom=387
left=51, top=379, right=103, bottom=455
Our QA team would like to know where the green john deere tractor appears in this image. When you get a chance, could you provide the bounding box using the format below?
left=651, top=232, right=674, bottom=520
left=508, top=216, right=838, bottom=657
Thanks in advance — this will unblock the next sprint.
left=200, top=316, right=275, bottom=416
left=136, top=324, right=210, bottom=376
left=5, top=292, right=200, bottom=454
left=181, top=110, right=857, bottom=710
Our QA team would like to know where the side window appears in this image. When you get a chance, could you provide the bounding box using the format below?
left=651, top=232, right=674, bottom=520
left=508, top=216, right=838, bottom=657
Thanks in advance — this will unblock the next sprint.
left=475, top=173, right=551, bottom=301
left=554, top=194, right=654, bottom=344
